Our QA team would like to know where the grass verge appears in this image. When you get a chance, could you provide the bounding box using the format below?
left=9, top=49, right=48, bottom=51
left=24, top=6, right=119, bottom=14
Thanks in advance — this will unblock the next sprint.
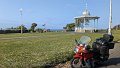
left=0, top=31, right=119, bottom=68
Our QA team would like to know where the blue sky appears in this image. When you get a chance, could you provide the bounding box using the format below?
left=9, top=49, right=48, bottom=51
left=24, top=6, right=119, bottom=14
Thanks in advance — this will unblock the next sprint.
left=0, top=0, right=120, bottom=29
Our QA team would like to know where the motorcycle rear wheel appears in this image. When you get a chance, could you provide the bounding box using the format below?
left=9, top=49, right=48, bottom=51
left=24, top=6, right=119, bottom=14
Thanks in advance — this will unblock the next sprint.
left=85, top=59, right=95, bottom=68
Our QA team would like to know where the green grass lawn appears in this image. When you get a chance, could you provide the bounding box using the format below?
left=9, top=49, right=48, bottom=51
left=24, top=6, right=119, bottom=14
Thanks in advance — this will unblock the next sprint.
left=112, top=30, right=120, bottom=41
left=0, top=31, right=119, bottom=68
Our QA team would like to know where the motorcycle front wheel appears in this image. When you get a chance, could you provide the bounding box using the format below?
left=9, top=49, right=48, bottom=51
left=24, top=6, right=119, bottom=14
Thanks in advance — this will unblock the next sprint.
left=70, top=58, right=82, bottom=68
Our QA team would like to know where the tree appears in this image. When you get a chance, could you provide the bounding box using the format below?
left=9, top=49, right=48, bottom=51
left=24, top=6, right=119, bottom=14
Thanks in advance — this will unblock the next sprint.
left=113, top=24, right=120, bottom=30
left=63, top=27, right=67, bottom=30
left=16, top=25, right=27, bottom=33
left=65, top=23, right=75, bottom=31
left=36, top=28, right=43, bottom=33
left=16, top=25, right=27, bottom=30
left=30, top=23, right=37, bottom=32
left=6, top=27, right=16, bottom=30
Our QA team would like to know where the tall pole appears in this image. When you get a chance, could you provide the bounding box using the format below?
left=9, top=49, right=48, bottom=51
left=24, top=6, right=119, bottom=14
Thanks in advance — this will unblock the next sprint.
left=20, top=8, right=23, bottom=34
left=108, top=0, right=112, bottom=35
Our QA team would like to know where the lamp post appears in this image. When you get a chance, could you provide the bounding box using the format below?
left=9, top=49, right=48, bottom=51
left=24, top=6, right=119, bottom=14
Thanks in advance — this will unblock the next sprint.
left=20, top=8, right=23, bottom=34
left=108, top=0, right=112, bottom=35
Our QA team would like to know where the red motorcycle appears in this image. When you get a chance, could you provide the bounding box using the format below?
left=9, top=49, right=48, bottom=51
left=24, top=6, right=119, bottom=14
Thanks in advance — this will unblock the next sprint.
left=71, top=36, right=94, bottom=68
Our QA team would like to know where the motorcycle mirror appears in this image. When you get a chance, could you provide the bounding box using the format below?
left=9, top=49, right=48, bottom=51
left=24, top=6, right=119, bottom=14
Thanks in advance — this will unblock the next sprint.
left=75, top=39, right=78, bottom=45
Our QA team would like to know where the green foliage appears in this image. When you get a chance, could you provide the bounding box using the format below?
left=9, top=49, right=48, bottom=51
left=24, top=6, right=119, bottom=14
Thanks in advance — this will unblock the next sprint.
left=30, top=23, right=37, bottom=32
left=35, top=28, right=43, bottom=33
left=6, top=27, right=16, bottom=30
left=64, top=23, right=75, bottom=31
left=16, top=25, right=27, bottom=30
left=0, top=25, right=28, bottom=34
left=0, top=30, right=21, bottom=34
left=113, top=24, right=120, bottom=30
left=63, top=27, right=67, bottom=29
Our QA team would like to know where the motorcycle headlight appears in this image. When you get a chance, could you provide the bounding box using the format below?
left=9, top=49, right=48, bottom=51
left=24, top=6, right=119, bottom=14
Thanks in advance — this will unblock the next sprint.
left=74, top=48, right=79, bottom=53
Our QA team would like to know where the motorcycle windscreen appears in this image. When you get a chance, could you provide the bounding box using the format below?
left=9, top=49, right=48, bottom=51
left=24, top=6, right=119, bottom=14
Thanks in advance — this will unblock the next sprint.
left=78, top=36, right=91, bottom=45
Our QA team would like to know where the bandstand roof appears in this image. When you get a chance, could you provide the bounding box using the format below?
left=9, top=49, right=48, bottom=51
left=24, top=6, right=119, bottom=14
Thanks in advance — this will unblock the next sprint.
left=74, top=15, right=100, bottom=20
left=74, top=15, right=100, bottom=23
left=74, top=2, right=100, bottom=23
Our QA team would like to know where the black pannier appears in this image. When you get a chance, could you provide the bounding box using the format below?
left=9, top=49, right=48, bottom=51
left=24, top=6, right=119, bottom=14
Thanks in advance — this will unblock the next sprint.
left=100, top=46, right=109, bottom=55
left=103, top=34, right=114, bottom=42
left=92, top=42, right=100, bottom=52
left=94, top=34, right=114, bottom=49
left=108, top=42, right=115, bottom=49
left=96, top=38, right=108, bottom=46
left=92, top=34, right=115, bottom=62
left=92, top=42, right=109, bottom=55
left=92, top=42, right=109, bottom=61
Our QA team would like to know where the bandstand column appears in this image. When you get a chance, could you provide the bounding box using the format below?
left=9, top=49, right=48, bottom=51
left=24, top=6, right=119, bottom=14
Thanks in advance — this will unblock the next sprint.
left=75, top=18, right=79, bottom=32
left=97, top=19, right=98, bottom=30
left=84, top=18, right=86, bottom=29
left=94, top=19, right=95, bottom=31
left=75, top=19, right=77, bottom=32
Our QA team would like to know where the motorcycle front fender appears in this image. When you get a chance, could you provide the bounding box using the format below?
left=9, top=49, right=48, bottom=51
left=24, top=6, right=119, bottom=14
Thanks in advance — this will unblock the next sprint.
left=73, top=53, right=82, bottom=59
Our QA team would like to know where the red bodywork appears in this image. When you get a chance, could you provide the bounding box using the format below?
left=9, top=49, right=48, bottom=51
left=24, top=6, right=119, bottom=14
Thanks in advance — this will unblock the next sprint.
left=74, top=46, right=93, bottom=61
left=74, top=52, right=93, bottom=61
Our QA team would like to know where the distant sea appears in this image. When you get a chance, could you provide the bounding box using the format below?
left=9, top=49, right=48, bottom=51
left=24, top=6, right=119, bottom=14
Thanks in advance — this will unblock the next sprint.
left=50, top=29, right=64, bottom=32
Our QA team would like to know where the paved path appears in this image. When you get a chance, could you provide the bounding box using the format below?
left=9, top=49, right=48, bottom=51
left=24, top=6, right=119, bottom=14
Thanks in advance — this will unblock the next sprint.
left=98, top=43, right=120, bottom=68
left=55, top=43, right=120, bottom=68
